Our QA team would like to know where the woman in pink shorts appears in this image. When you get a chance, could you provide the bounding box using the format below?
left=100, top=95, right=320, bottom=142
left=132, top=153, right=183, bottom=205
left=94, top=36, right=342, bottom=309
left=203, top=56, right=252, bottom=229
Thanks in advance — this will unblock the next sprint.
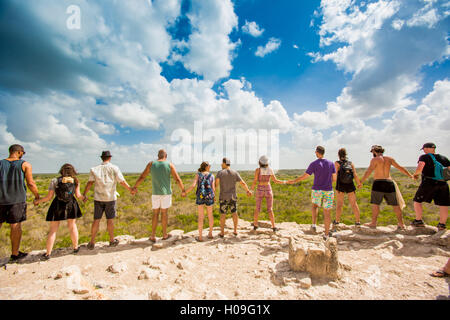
left=251, top=156, right=286, bottom=232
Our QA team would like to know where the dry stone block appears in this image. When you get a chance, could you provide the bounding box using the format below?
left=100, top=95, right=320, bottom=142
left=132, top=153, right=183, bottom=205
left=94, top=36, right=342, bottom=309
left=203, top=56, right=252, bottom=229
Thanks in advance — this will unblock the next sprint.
left=288, top=237, right=341, bottom=280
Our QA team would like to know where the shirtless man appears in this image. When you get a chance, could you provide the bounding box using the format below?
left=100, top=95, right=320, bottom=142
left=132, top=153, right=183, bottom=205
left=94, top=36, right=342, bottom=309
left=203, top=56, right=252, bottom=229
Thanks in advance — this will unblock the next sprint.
left=360, top=145, right=414, bottom=229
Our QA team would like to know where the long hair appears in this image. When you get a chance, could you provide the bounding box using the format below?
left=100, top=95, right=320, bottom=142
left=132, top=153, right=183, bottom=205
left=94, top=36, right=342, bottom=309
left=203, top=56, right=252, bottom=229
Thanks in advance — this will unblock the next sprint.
left=338, top=148, right=348, bottom=162
left=59, top=163, right=79, bottom=185
left=198, top=161, right=210, bottom=172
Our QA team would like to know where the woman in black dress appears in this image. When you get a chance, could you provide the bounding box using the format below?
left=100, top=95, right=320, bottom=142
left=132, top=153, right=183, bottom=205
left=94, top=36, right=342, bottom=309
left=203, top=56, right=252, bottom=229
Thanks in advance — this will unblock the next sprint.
left=334, top=148, right=361, bottom=230
left=34, top=164, right=85, bottom=260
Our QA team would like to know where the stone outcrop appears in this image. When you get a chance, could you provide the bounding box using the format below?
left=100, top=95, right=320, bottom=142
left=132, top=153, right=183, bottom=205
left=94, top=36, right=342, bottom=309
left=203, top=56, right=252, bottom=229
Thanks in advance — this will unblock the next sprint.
left=288, top=237, right=341, bottom=280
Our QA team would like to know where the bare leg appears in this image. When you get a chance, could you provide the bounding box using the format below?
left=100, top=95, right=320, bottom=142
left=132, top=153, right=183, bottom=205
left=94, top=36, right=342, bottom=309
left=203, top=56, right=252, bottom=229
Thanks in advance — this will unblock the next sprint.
left=206, top=205, right=214, bottom=237
left=268, top=210, right=275, bottom=229
left=348, top=192, right=361, bottom=223
left=106, top=219, right=115, bottom=242
left=232, top=212, right=238, bottom=235
left=219, top=214, right=226, bottom=236
left=444, top=258, right=450, bottom=274
left=393, top=206, right=405, bottom=228
left=161, top=209, right=168, bottom=239
left=150, top=209, right=160, bottom=241
left=90, top=219, right=101, bottom=244
left=46, top=221, right=60, bottom=255
left=311, top=204, right=319, bottom=225
left=439, top=206, right=448, bottom=225
left=335, top=191, right=344, bottom=223
left=198, top=205, right=204, bottom=240
left=323, top=209, right=332, bottom=236
left=414, top=201, right=423, bottom=221
left=10, top=223, right=22, bottom=256
left=365, top=204, right=380, bottom=228
left=67, top=219, right=79, bottom=250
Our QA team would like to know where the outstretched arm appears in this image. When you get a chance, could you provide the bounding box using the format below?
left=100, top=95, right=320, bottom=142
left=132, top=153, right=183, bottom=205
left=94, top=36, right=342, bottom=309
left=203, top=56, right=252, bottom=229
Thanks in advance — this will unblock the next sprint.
left=287, top=172, right=310, bottom=184
left=184, top=176, right=198, bottom=195
left=250, top=169, right=259, bottom=191
left=170, top=163, right=185, bottom=192
left=413, top=161, right=425, bottom=180
left=392, top=158, right=413, bottom=179
left=271, top=174, right=286, bottom=185
left=34, top=189, right=54, bottom=205
left=360, top=159, right=376, bottom=184
left=351, top=163, right=362, bottom=187
left=22, top=162, right=39, bottom=200
left=133, top=162, right=152, bottom=190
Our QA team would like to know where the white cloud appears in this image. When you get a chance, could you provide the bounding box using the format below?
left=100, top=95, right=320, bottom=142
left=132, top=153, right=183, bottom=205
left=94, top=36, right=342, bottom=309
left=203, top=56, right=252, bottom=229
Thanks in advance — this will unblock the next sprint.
left=242, top=20, right=265, bottom=37
left=255, top=38, right=282, bottom=57
left=181, top=0, right=239, bottom=81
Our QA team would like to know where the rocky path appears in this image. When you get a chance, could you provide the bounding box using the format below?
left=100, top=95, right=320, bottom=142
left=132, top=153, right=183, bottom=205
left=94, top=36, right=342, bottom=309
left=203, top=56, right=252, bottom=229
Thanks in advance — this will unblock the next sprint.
left=0, top=220, right=449, bottom=300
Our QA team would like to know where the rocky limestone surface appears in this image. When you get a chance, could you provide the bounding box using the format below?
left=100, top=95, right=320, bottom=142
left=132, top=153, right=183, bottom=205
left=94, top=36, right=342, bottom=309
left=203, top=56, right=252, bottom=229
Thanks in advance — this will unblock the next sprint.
left=0, top=220, right=449, bottom=300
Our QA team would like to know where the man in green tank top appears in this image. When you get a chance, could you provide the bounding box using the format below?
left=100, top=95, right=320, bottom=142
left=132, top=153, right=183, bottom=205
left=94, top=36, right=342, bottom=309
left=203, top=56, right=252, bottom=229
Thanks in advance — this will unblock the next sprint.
left=133, top=150, right=185, bottom=242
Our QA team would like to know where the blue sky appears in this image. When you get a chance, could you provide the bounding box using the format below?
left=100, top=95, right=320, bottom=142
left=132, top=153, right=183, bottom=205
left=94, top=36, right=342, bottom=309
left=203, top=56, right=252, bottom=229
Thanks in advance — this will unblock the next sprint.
left=0, top=0, right=449, bottom=173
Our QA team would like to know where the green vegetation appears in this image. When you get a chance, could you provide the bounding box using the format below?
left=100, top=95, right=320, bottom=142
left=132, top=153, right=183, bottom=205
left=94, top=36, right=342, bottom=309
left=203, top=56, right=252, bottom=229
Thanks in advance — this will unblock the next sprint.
left=0, top=169, right=448, bottom=258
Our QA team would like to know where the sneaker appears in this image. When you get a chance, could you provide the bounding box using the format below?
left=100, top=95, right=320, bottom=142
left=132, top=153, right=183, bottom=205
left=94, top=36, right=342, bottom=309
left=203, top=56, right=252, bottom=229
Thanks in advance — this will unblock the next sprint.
left=411, top=219, right=425, bottom=227
left=355, top=222, right=361, bottom=227
left=437, top=223, right=447, bottom=231
left=310, top=225, right=317, bottom=233
left=73, top=248, right=80, bottom=254
left=10, top=251, right=27, bottom=262
left=41, top=253, right=51, bottom=261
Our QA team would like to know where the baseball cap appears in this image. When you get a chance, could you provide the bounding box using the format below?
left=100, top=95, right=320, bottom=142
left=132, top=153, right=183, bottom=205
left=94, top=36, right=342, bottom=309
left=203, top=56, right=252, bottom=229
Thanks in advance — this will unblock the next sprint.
left=420, top=142, right=436, bottom=150
left=223, top=157, right=231, bottom=165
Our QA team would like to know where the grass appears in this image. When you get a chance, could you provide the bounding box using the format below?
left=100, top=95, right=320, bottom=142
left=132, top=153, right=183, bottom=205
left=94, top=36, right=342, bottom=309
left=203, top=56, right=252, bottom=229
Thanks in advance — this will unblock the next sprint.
left=0, top=169, right=448, bottom=258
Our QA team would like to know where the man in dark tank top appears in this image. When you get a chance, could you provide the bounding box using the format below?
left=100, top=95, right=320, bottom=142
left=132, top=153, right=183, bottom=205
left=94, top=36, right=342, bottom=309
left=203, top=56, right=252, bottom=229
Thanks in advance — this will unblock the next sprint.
left=0, top=145, right=40, bottom=262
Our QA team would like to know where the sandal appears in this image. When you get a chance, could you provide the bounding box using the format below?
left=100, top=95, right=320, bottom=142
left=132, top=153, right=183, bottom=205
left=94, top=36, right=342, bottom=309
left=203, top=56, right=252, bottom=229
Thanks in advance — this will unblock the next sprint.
left=87, top=242, right=95, bottom=250
left=233, top=232, right=238, bottom=237
left=437, top=223, right=446, bottom=231
left=109, top=239, right=119, bottom=247
left=149, top=237, right=157, bottom=243
left=430, top=269, right=449, bottom=278
left=253, top=225, right=258, bottom=231
left=218, top=233, right=225, bottom=238
left=195, top=236, right=203, bottom=242
left=355, top=222, right=361, bottom=227
left=207, top=234, right=214, bottom=239
left=396, top=225, right=406, bottom=231
left=162, top=234, right=172, bottom=241
left=272, top=227, right=279, bottom=233
left=73, top=248, right=80, bottom=254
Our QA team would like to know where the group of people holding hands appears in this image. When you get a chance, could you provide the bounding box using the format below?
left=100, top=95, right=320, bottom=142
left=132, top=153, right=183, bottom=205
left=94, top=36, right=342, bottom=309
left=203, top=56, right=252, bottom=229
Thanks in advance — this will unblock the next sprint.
left=0, top=142, right=448, bottom=264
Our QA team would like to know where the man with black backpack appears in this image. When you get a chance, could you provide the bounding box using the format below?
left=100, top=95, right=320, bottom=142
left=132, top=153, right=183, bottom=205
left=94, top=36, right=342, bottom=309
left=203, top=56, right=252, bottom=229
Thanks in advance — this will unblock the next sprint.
left=412, top=143, right=450, bottom=231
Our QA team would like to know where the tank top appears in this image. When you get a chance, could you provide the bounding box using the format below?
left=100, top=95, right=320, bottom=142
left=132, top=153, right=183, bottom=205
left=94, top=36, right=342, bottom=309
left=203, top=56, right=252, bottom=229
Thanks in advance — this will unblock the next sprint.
left=0, top=159, right=27, bottom=205
left=151, top=161, right=172, bottom=195
left=258, top=167, right=272, bottom=183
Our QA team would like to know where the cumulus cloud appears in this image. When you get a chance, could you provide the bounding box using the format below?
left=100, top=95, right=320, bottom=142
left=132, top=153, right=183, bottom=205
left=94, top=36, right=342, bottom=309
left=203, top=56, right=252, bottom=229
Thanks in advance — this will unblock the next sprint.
left=181, top=0, right=239, bottom=81
left=242, top=20, right=265, bottom=37
left=255, top=38, right=282, bottom=57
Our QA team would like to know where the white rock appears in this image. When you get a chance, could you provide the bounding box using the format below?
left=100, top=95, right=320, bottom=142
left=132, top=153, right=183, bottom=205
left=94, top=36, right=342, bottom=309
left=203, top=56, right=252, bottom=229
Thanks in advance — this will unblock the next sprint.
left=107, top=262, right=128, bottom=274
left=138, top=268, right=160, bottom=280
left=328, top=281, right=339, bottom=288
left=299, top=277, right=312, bottom=289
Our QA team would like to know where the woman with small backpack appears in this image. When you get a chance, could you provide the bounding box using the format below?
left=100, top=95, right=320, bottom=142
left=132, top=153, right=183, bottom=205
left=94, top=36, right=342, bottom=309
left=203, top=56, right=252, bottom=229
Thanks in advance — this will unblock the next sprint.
left=183, top=162, right=216, bottom=242
left=333, top=148, right=361, bottom=230
left=34, top=163, right=86, bottom=260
